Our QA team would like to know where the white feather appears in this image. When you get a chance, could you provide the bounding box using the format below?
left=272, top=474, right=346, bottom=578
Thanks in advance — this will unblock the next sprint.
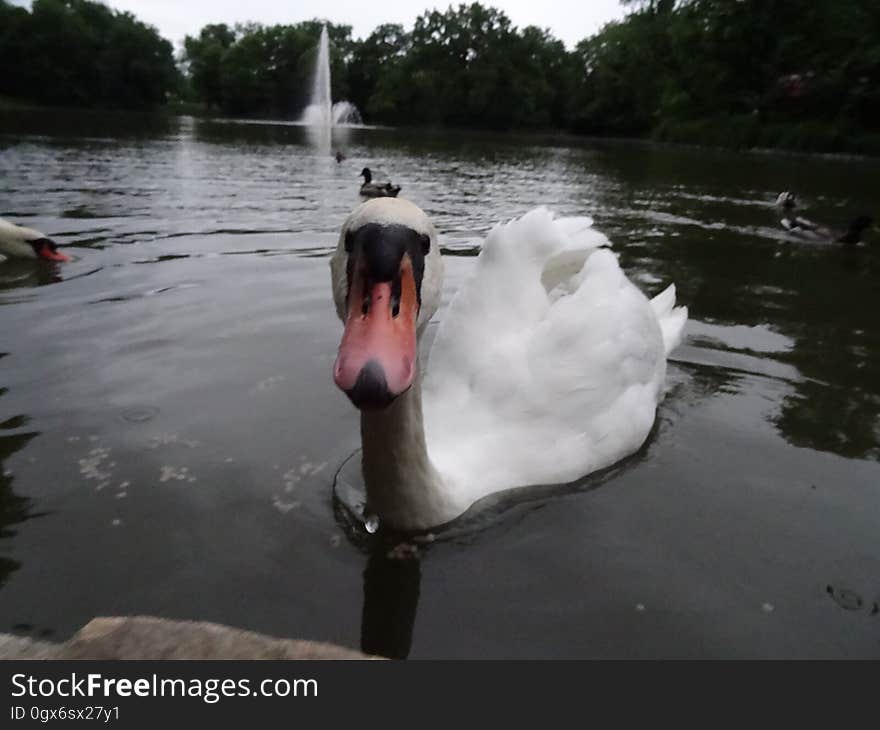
left=422, top=207, right=686, bottom=506
left=0, top=218, right=44, bottom=259
left=331, top=204, right=688, bottom=529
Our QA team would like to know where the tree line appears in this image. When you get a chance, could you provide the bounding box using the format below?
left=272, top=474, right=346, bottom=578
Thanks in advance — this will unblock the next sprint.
left=576, top=0, right=879, bottom=152
left=0, top=0, right=176, bottom=108
left=1, top=0, right=878, bottom=152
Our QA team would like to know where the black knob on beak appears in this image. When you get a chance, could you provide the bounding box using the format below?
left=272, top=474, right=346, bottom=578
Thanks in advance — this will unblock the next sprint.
left=346, top=360, right=394, bottom=410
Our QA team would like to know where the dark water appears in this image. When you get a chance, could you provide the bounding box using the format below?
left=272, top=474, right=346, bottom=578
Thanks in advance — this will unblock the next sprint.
left=1, top=112, right=879, bottom=658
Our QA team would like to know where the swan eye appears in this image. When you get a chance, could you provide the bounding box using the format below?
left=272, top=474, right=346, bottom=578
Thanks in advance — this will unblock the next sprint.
left=419, top=233, right=430, bottom=255
left=344, top=231, right=354, bottom=253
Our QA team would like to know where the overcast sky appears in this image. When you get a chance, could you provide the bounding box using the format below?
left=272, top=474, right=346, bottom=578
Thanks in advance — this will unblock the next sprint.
left=13, top=1, right=627, bottom=49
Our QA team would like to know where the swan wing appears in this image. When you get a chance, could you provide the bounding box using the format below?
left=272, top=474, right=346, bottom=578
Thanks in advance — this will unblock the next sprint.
left=423, top=207, right=686, bottom=501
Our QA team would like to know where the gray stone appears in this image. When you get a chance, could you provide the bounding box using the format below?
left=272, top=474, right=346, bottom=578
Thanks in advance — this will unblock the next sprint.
left=0, top=616, right=376, bottom=660
left=0, top=633, right=60, bottom=659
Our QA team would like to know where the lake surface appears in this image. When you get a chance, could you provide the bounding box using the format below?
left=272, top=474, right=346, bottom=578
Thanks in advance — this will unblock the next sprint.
left=1, top=111, right=878, bottom=658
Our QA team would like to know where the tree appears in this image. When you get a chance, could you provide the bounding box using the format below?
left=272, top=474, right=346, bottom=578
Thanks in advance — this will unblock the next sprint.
left=184, top=24, right=236, bottom=110
left=346, top=24, right=409, bottom=116
left=361, top=3, right=574, bottom=130
left=0, top=0, right=177, bottom=108
left=182, top=20, right=353, bottom=117
left=570, top=0, right=879, bottom=147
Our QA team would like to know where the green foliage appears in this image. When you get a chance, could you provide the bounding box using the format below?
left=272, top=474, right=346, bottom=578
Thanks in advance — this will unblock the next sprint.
left=2, top=0, right=877, bottom=152
left=180, top=4, right=574, bottom=129
left=362, top=4, right=575, bottom=129
left=182, top=20, right=353, bottom=117
left=347, top=24, right=409, bottom=119
left=0, top=0, right=177, bottom=108
left=571, top=14, right=665, bottom=135
left=575, top=0, right=880, bottom=149
left=176, top=0, right=874, bottom=147
left=183, top=24, right=236, bottom=110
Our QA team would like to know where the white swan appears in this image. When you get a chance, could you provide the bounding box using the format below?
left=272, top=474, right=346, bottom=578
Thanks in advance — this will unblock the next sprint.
left=0, top=218, right=69, bottom=262
left=331, top=198, right=687, bottom=531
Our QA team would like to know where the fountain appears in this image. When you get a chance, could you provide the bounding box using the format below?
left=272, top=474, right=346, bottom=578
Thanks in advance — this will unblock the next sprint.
left=301, top=25, right=362, bottom=154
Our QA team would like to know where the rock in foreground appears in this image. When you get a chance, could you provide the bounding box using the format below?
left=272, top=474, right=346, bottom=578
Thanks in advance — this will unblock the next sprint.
left=0, top=616, right=375, bottom=660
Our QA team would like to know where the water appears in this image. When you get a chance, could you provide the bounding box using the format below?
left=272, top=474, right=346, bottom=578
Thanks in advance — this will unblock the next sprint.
left=1, top=112, right=879, bottom=657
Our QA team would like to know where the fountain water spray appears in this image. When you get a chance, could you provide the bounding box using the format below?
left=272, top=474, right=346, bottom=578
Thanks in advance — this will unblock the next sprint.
left=301, top=25, right=362, bottom=154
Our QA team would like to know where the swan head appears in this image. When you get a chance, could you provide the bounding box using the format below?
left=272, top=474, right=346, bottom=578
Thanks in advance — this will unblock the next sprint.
left=331, top=198, right=443, bottom=410
left=0, top=221, right=70, bottom=262
left=29, top=237, right=69, bottom=262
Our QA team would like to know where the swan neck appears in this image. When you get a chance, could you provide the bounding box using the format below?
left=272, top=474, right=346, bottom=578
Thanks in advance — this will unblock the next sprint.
left=360, top=370, right=454, bottom=530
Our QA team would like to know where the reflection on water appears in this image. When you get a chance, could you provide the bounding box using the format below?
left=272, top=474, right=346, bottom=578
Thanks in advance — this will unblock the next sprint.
left=0, top=259, right=62, bottom=289
left=614, top=208, right=880, bottom=461
left=0, top=427, right=39, bottom=590
left=361, top=551, right=421, bottom=660
left=778, top=380, right=880, bottom=460
left=1, top=110, right=879, bottom=657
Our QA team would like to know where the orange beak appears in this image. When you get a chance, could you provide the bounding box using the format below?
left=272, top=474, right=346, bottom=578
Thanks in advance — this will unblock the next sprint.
left=37, top=242, right=70, bottom=262
left=333, top=254, right=419, bottom=409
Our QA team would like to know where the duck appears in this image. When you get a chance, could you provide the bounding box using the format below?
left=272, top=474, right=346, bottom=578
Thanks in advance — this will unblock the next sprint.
left=775, top=192, right=873, bottom=245
left=0, top=218, right=70, bottom=262
left=359, top=168, right=401, bottom=198
left=330, top=198, right=687, bottom=531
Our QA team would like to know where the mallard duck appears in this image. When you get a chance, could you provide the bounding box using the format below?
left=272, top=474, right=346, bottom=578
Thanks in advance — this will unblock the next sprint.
left=0, top=218, right=70, bottom=262
left=775, top=192, right=873, bottom=245
left=360, top=168, right=401, bottom=198
left=330, top=199, right=687, bottom=530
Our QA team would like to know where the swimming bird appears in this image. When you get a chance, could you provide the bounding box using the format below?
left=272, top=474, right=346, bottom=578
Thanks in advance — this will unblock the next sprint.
left=0, top=218, right=69, bottom=262
left=775, top=192, right=873, bottom=245
left=359, top=168, right=401, bottom=198
left=330, top=199, right=687, bottom=531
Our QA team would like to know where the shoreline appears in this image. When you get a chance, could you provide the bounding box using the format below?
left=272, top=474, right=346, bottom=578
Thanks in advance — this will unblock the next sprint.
left=2, top=98, right=877, bottom=160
